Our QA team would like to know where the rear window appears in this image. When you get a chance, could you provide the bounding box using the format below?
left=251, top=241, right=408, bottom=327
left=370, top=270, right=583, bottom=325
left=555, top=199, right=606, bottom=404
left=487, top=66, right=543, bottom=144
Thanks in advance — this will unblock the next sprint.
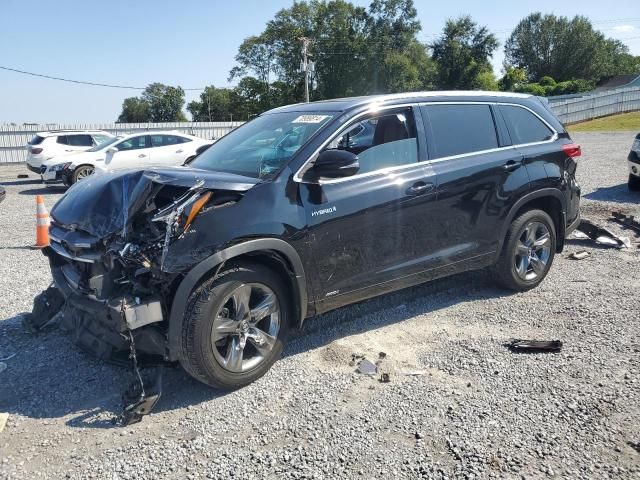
left=499, top=105, right=554, bottom=145
left=29, top=135, right=45, bottom=145
left=56, top=136, right=68, bottom=145
left=422, top=104, right=499, bottom=159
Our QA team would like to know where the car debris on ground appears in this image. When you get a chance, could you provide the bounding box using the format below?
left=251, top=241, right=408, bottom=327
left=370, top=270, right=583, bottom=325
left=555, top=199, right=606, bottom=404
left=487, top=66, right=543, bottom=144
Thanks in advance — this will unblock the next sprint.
left=573, top=219, right=631, bottom=248
left=610, top=211, right=640, bottom=236
left=506, top=339, right=563, bottom=353
left=568, top=251, right=590, bottom=260
left=355, top=358, right=377, bottom=375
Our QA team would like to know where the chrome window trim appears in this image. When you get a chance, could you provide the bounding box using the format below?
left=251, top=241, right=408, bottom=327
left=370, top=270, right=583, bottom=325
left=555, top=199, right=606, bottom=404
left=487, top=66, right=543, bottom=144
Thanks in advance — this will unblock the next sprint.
left=292, top=101, right=558, bottom=185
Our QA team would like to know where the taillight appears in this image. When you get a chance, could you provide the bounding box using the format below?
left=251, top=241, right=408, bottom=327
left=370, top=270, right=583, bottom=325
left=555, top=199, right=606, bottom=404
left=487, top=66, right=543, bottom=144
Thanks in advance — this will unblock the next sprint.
left=30, top=147, right=43, bottom=154
left=562, top=143, right=581, bottom=158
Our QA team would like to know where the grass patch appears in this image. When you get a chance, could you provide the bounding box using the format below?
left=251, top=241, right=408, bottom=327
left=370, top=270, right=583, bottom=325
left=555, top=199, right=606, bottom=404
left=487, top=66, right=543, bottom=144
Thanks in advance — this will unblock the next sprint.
left=569, top=111, right=640, bottom=132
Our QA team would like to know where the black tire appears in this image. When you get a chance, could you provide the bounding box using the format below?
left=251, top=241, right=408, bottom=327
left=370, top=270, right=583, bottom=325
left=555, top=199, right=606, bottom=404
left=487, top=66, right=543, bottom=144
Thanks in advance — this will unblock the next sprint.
left=494, top=209, right=556, bottom=292
left=180, top=263, right=291, bottom=389
left=72, top=164, right=95, bottom=184
left=629, top=174, right=640, bottom=192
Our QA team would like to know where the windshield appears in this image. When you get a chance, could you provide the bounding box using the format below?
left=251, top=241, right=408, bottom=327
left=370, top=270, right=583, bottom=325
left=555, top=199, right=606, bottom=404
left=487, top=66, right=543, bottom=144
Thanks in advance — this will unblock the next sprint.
left=191, top=111, right=335, bottom=178
left=88, top=136, right=121, bottom=152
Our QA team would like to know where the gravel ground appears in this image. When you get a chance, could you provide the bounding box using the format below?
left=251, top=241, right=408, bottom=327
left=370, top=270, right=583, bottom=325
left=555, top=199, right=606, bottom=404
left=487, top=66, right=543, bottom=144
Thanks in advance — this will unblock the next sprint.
left=0, top=131, right=639, bottom=479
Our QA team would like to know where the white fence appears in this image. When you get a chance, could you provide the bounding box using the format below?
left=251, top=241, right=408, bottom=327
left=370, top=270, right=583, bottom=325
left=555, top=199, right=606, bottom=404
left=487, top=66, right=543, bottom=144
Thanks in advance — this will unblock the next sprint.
left=548, top=86, right=640, bottom=124
left=0, top=122, right=240, bottom=164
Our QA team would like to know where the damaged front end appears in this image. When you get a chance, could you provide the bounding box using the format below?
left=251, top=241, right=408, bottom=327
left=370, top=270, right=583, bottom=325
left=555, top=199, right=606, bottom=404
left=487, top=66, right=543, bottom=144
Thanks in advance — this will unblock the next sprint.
left=37, top=168, right=256, bottom=363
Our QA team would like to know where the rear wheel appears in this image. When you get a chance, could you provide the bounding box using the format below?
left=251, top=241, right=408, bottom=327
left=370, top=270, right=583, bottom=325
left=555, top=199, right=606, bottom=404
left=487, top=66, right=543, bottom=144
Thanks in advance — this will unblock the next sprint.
left=72, top=165, right=94, bottom=184
left=494, top=209, right=556, bottom=291
left=629, top=174, right=640, bottom=192
left=180, top=263, right=290, bottom=389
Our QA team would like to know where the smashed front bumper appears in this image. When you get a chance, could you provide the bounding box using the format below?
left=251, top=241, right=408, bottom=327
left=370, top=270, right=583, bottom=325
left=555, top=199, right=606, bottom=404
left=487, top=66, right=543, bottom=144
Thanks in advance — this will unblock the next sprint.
left=44, top=240, right=168, bottom=364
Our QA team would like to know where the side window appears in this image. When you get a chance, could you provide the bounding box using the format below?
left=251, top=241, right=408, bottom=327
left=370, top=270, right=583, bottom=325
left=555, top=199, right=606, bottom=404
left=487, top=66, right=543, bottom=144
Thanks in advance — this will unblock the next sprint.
left=66, top=134, right=93, bottom=147
left=422, top=104, right=498, bottom=159
left=327, top=110, right=418, bottom=175
left=117, top=136, right=149, bottom=151
left=56, top=136, right=68, bottom=145
left=151, top=134, right=184, bottom=147
left=499, top=105, right=554, bottom=145
left=178, top=136, right=192, bottom=143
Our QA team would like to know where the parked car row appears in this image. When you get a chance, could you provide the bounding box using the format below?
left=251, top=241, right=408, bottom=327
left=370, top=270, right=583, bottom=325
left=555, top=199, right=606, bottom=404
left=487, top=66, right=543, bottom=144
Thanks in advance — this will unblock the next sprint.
left=27, top=130, right=212, bottom=186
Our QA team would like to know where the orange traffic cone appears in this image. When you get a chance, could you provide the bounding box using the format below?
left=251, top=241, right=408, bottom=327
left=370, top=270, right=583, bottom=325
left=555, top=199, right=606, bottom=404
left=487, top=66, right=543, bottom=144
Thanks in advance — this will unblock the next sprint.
left=35, top=195, right=50, bottom=248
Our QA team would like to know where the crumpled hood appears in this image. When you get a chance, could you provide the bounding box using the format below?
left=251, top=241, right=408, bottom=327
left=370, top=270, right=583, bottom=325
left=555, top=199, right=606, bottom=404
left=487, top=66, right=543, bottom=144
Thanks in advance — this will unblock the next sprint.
left=50, top=167, right=257, bottom=238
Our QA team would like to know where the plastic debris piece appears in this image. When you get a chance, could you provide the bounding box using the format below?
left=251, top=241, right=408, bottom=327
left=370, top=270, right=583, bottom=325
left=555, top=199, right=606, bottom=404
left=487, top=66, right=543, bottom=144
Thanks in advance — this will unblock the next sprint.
left=17, top=174, right=28, bottom=179
left=569, top=251, right=590, bottom=260
left=0, top=413, right=8, bottom=432
left=379, top=372, right=391, bottom=383
left=378, top=352, right=387, bottom=360
left=575, top=219, right=630, bottom=249
left=402, top=370, right=427, bottom=376
left=506, top=339, right=563, bottom=353
left=23, top=286, right=64, bottom=332
left=349, top=353, right=365, bottom=367
left=356, top=358, right=377, bottom=375
left=611, top=211, right=640, bottom=235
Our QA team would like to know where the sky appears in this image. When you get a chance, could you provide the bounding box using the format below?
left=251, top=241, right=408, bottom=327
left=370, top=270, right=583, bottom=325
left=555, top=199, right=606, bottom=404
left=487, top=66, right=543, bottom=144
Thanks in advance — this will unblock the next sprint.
left=0, top=0, right=639, bottom=124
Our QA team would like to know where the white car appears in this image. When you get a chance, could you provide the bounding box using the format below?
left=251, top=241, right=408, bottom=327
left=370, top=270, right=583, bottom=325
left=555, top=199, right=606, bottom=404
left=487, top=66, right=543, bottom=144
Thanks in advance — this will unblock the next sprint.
left=26, top=130, right=114, bottom=174
left=42, top=131, right=211, bottom=185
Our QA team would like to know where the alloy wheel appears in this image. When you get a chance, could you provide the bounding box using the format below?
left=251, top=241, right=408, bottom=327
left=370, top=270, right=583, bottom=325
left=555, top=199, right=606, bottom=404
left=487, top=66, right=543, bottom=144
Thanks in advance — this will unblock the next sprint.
left=211, top=283, right=280, bottom=373
left=75, top=166, right=94, bottom=181
left=513, top=221, right=551, bottom=281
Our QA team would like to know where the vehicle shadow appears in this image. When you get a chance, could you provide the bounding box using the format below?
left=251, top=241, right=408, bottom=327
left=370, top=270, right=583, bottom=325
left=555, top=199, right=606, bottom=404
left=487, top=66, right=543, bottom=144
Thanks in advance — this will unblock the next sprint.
left=18, top=186, right=66, bottom=196
left=0, top=179, right=42, bottom=186
left=0, top=269, right=510, bottom=428
left=584, top=184, right=639, bottom=204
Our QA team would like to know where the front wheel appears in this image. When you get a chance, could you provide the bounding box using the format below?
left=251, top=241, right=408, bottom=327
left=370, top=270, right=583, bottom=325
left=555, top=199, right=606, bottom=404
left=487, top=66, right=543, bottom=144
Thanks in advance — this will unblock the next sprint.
left=494, top=209, right=556, bottom=291
left=72, top=164, right=95, bottom=184
left=180, top=263, right=290, bottom=389
left=629, top=174, right=640, bottom=192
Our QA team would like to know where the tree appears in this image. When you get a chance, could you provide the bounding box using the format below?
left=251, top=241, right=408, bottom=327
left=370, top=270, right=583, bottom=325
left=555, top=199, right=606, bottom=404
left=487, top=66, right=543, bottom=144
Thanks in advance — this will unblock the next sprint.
left=187, top=86, right=235, bottom=121
left=505, top=13, right=635, bottom=83
left=498, top=66, right=527, bottom=91
left=117, top=97, right=151, bottom=123
left=117, top=83, right=187, bottom=123
left=227, top=0, right=436, bottom=115
left=142, top=83, right=187, bottom=122
left=431, top=16, right=499, bottom=90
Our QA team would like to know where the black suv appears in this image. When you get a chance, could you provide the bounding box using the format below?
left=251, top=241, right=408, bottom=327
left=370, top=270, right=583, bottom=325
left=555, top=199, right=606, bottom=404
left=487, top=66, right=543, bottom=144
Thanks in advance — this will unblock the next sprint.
left=43, top=91, right=581, bottom=389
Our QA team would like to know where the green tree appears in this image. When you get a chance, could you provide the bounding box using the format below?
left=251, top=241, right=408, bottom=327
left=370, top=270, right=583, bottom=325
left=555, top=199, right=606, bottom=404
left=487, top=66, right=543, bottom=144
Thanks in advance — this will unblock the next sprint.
left=227, top=0, right=436, bottom=115
left=498, top=66, right=527, bottom=91
left=117, top=97, right=150, bottom=123
left=431, top=16, right=499, bottom=89
left=142, top=83, right=187, bottom=122
left=505, top=13, right=635, bottom=83
left=187, top=86, right=235, bottom=121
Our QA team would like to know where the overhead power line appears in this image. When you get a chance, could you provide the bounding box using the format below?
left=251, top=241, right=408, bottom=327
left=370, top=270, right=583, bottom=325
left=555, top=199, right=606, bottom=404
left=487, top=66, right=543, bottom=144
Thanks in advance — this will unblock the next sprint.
left=0, top=65, right=205, bottom=91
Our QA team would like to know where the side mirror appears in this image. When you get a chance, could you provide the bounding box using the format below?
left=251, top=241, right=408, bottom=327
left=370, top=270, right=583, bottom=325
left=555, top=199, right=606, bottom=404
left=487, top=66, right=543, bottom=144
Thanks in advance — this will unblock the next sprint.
left=306, top=150, right=359, bottom=180
left=106, top=147, right=118, bottom=154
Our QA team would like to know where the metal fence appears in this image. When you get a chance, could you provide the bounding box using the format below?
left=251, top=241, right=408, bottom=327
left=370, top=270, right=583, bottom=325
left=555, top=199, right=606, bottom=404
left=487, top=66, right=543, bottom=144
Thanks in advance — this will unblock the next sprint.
left=548, top=86, right=640, bottom=124
left=0, top=122, right=241, bottom=164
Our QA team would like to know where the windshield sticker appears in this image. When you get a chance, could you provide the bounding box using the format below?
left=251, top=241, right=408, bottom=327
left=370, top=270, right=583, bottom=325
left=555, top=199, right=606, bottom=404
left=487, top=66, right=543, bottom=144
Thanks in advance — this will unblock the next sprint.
left=293, top=114, right=329, bottom=124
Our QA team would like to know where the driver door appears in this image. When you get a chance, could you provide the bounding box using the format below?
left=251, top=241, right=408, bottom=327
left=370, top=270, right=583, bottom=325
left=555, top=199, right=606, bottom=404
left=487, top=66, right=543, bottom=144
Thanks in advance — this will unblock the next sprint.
left=299, top=107, right=440, bottom=310
left=105, top=135, right=153, bottom=170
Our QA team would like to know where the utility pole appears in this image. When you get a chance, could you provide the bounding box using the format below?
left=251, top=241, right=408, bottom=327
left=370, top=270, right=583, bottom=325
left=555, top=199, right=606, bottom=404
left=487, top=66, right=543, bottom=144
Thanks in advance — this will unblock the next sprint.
left=299, top=37, right=311, bottom=103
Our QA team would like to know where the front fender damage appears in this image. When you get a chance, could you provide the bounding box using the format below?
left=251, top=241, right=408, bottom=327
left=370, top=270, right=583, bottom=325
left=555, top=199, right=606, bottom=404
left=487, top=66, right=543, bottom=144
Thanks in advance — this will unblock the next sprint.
left=30, top=168, right=254, bottom=424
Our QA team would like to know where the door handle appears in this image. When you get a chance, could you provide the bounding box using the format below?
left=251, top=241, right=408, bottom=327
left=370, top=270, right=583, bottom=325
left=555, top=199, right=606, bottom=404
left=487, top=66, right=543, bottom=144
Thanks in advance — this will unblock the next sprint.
left=176, top=149, right=184, bottom=153
left=138, top=154, right=147, bottom=158
left=503, top=160, right=521, bottom=171
left=406, top=182, right=434, bottom=196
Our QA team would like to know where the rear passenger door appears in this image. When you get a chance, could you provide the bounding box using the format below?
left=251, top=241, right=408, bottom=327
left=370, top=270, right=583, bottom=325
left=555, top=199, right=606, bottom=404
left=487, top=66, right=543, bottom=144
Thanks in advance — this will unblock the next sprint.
left=420, top=103, right=530, bottom=262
